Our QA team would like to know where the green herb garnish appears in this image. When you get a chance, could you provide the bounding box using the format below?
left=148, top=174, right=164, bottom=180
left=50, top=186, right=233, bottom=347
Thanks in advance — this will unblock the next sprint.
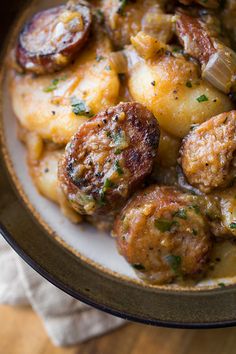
left=229, top=222, right=236, bottom=229
left=154, top=219, right=179, bottom=232
left=117, top=0, right=128, bottom=15
left=115, top=160, right=123, bottom=175
left=96, top=55, right=105, bottom=62
left=196, top=94, right=208, bottom=103
left=71, top=97, right=94, bottom=117
left=166, top=255, right=182, bottom=273
left=186, top=81, right=192, bottom=88
left=189, top=204, right=201, bottom=215
left=114, top=148, right=122, bottom=155
left=218, top=282, right=226, bottom=288
left=43, top=78, right=59, bottom=92
left=174, top=209, right=187, bottom=220
left=132, top=263, right=145, bottom=271
left=43, top=76, right=67, bottom=92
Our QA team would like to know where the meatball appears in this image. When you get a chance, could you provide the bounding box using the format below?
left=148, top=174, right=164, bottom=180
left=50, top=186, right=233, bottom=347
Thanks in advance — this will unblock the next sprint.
left=59, top=102, right=160, bottom=216
left=180, top=111, right=236, bottom=194
left=113, top=186, right=212, bottom=285
left=16, top=1, right=92, bottom=74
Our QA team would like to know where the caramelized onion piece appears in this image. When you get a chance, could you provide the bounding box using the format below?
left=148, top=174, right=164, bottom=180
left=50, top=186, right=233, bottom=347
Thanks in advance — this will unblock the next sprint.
left=109, top=51, right=128, bottom=74
left=16, top=0, right=92, bottom=74
left=203, top=48, right=236, bottom=94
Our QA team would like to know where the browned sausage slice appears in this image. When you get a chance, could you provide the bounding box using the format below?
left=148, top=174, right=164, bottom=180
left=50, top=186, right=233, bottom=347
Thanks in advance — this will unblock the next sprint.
left=180, top=111, right=236, bottom=193
left=113, top=186, right=212, bottom=284
left=16, top=1, right=92, bottom=74
left=176, top=12, right=216, bottom=66
left=58, top=102, right=160, bottom=217
left=178, top=0, right=220, bottom=9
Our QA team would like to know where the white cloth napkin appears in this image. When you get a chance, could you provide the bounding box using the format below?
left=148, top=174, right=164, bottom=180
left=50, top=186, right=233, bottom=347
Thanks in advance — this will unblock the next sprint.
left=0, top=235, right=125, bottom=346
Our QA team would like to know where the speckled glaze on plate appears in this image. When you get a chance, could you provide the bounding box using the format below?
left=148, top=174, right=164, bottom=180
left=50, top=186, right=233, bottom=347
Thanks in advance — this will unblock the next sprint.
left=1, top=0, right=236, bottom=328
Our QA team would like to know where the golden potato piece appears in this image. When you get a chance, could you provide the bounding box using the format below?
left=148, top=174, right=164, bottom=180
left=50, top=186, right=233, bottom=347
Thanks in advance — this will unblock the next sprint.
left=128, top=53, right=233, bottom=138
left=10, top=34, right=120, bottom=144
left=30, top=148, right=81, bottom=222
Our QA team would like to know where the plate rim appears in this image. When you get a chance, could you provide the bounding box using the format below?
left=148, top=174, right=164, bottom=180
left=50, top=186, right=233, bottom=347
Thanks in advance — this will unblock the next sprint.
left=1, top=0, right=236, bottom=329
left=1, top=222, right=236, bottom=330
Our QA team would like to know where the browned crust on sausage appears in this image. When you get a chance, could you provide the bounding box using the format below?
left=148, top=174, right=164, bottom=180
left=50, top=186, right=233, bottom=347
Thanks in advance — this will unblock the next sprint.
left=58, top=102, right=160, bottom=216
left=16, top=1, right=92, bottom=74
left=178, top=0, right=220, bottom=9
left=113, top=185, right=212, bottom=284
left=176, top=12, right=216, bottom=65
left=180, top=111, right=236, bottom=194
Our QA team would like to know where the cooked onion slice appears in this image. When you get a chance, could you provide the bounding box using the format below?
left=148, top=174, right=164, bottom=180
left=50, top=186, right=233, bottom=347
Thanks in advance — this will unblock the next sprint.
left=202, top=47, right=236, bottom=94
left=109, top=51, right=128, bottom=74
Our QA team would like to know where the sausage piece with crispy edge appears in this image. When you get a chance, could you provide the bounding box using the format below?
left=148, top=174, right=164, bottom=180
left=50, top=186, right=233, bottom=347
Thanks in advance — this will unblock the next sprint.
left=178, top=0, right=220, bottom=9
left=180, top=111, right=236, bottom=194
left=58, top=102, right=160, bottom=217
left=113, top=186, right=212, bottom=285
left=176, top=12, right=216, bottom=66
left=16, top=1, right=92, bottom=74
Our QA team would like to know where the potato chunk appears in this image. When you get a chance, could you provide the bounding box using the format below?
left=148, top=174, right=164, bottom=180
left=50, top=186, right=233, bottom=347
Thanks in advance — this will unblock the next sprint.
left=128, top=53, right=233, bottom=137
left=10, top=33, right=120, bottom=144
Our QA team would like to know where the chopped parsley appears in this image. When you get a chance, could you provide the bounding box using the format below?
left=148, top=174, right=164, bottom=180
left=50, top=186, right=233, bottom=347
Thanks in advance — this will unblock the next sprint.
left=218, top=282, right=226, bottom=288
left=71, top=97, right=94, bottom=117
left=114, top=148, right=122, bottom=155
left=103, top=178, right=115, bottom=192
left=174, top=208, right=187, bottom=220
left=115, top=160, right=123, bottom=175
left=229, top=222, right=236, bottom=229
left=196, top=94, right=208, bottom=103
left=95, top=9, right=104, bottom=23
left=43, top=78, right=59, bottom=92
left=132, top=263, right=145, bottom=271
left=98, top=178, right=115, bottom=205
left=117, top=0, right=128, bottom=15
left=96, top=55, right=105, bottom=62
left=166, top=255, right=182, bottom=273
left=186, top=81, right=192, bottom=88
left=154, top=219, right=179, bottom=232
left=43, top=76, right=67, bottom=92
left=112, top=130, right=128, bottom=149
left=189, top=204, right=201, bottom=215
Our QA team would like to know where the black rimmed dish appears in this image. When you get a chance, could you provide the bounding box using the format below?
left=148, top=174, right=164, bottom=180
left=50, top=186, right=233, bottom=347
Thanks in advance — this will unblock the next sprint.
left=1, top=0, right=236, bottom=329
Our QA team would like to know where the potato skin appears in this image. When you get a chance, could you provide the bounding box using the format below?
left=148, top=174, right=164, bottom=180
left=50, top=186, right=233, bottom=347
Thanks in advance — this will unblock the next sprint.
left=59, top=102, right=160, bottom=216
left=128, top=53, right=233, bottom=138
left=17, top=1, right=92, bottom=74
left=180, top=111, right=236, bottom=194
left=113, top=186, right=212, bottom=284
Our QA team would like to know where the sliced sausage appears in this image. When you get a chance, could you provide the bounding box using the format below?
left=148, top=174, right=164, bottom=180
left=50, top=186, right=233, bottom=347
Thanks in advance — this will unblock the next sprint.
left=180, top=111, right=236, bottom=194
left=16, top=1, right=92, bottom=74
left=58, top=102, right=160, bottom=216
left=113, top=186, right=212, bottom=285
left=178, top=0, right=220, bottom=8
left=176, top=12, right=217, bottom=66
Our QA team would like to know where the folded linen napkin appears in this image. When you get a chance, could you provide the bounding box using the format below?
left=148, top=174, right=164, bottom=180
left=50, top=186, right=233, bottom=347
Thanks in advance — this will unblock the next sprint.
left=0, top=235, right=125, bottom=346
